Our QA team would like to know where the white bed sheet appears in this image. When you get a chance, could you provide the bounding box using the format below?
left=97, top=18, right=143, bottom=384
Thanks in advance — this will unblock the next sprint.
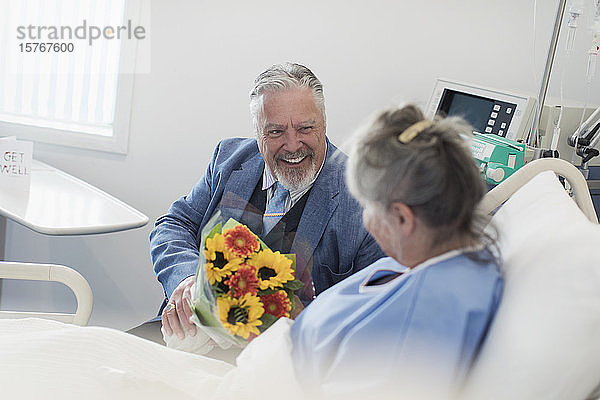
left=0, top=317, right=301, bottom=400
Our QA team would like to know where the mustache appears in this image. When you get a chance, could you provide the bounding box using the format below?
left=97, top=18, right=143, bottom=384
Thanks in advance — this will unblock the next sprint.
left=275, top=147, right=315, bottom=162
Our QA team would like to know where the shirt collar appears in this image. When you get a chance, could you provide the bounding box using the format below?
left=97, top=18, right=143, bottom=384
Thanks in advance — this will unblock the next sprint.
left=410, top=244, right=486, bottom=274
left=358, top=245, right=485, bottom=294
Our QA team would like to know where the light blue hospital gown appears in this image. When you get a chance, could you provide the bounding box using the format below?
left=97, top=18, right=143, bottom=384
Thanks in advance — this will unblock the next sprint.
left=290, top=249, right=503, bottom=398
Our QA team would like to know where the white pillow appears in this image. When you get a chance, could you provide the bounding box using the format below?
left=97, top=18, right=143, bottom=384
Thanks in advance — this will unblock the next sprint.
left=462, top=171, right=600, bottom=399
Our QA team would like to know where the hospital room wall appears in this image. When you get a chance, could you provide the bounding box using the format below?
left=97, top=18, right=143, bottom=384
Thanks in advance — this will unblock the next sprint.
left=2, top=0, right=599, bottom=330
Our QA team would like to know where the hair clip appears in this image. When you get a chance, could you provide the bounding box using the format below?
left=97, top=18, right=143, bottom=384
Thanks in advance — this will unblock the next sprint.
left=397, top=120, right=432, bottom=144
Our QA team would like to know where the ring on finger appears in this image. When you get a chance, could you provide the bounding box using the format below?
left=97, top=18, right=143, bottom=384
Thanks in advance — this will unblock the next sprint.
left=165, top=302, right=176, bottom=313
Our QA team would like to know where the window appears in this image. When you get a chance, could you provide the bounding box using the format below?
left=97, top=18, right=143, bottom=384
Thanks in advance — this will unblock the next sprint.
left=0, top=0, right=145, bottom=154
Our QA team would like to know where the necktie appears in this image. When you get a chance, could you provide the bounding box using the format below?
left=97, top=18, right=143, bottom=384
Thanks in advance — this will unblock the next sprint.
left=263, top=182, right=289, bottom=235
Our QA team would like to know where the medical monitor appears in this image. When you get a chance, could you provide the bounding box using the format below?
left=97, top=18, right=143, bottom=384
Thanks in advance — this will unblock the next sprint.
left=426, top=79, right=536, bottom=141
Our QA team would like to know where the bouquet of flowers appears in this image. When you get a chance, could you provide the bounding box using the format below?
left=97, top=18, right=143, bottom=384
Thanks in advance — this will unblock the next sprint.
left=191, top=212, right=304, bottom=349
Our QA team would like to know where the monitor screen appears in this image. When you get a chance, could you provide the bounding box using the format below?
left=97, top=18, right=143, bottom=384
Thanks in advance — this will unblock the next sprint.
left=437, top=89, right=517, bottom=137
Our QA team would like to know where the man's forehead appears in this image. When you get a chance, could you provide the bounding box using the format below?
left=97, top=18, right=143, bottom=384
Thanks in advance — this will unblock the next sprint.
left=261, top=88, right=318, bottom=109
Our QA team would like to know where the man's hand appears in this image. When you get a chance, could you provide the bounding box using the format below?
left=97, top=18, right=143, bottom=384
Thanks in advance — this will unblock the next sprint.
left=162, top=276, right=197, bottom=339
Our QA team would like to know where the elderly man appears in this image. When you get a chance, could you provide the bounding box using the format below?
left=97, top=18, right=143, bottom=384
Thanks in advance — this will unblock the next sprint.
left=136, top=63, right=383, bottom=346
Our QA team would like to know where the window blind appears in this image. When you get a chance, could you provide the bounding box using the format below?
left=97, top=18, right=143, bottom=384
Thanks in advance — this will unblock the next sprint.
left=0, top=0, right=126, bottom=137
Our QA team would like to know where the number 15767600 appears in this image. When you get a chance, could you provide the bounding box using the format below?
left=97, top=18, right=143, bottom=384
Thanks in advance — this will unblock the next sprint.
left=19, top=42, right=74, bottom=52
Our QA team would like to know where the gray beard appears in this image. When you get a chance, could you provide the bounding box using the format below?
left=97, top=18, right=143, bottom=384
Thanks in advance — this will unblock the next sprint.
left=273, top=157, right=317, bottom=191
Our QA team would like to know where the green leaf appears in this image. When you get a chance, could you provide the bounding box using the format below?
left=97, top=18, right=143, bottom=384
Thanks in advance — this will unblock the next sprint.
left=284, top=279, right=304, bottom=291
left=260, top=312, right=278, bottom=330
left=206, top=223, right=222, bottom=240
left=282, top=253, right=296, bottom=271
left=213, top=280, right=229, bottom=295
left=258, top=288, right=278, bottom=296
left=286, top=290, right=297, bottom=311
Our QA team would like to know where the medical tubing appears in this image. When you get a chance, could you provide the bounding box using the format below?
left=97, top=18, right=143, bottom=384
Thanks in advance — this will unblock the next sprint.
left=572, top=84, right=592, bottom=163
left=566, top=0, right=584, bottom=55
left=566, top=26, right=577, bottom=54
left=586, top=52, right=597, bottom=82
left=532, top=0, right=540, bottom=88
left=553, top=58, right=567, bottom=151
left=589, top=14, right=600, bottom=82
left=553, top=2, right=582, bottom=151
left=552, top=107, right=563, bottom=151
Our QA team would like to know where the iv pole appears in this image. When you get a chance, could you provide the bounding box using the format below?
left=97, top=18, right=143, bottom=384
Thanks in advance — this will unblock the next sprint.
left=529, top=0, right=568, bottom=151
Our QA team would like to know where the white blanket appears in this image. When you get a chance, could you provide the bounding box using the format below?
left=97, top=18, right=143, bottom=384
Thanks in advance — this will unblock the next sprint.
left=0, top=318, right=302, bottom=400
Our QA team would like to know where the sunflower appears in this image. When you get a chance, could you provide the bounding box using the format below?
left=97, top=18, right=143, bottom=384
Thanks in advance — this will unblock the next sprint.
left=225, top=264, right=260, bottom=297
left=260, top=290, right=291, bottom=319
left=247, top=249, right=294, bottom=290
left=223, top=225, right=260, bottom=258
left=204, top=233, right=244, bottom=284
left=217, top=294, right=264, bottom=339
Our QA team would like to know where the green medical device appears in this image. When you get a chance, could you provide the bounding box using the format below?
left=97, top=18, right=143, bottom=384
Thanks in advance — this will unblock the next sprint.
left=472, top=133, right=525, bottom=184
left=426, top=79, right=536, bottom=184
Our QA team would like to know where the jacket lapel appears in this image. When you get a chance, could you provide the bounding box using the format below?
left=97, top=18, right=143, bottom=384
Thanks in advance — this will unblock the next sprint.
left=220, top=152, right=264, bottom=222
left=292, top=141, right=341, bottom=279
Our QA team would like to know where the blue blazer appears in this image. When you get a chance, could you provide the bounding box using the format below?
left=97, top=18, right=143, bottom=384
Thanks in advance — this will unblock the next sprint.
left=150, top=137, right=384, bottom=305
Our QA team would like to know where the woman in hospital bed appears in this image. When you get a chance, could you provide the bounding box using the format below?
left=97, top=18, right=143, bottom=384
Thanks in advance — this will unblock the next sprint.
left=0, top=105, right=503, bottom=400
left=291, top=104, right=503, bottom=399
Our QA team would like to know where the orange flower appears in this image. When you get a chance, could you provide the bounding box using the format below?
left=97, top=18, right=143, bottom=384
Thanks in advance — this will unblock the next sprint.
left=224, top=225, right=260, bottom=258
left=260, top=290, right=291, bottom=319
left=225, top=264, right=260, bottom=297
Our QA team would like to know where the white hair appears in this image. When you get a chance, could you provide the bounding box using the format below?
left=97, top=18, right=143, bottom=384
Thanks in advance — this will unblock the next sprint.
left=249, top=62, right=326, bottom=134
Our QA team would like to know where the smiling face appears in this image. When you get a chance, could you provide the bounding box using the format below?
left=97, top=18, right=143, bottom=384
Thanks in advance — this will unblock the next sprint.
left=256, top=87, right=327, bottom=191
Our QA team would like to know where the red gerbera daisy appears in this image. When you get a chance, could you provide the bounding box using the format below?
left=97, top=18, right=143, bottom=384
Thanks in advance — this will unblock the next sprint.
left=224, top=225, right=260, bottom=257
left=260, top=290, right=291, bottom=319
left=225, top=264, right=260, bottom=297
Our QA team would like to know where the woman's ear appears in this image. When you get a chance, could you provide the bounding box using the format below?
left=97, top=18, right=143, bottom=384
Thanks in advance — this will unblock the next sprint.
left=390, top=202, right=416, bottom=235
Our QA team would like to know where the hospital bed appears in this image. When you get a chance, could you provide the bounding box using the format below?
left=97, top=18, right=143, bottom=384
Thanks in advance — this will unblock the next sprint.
left=0, top=158, right=599, bottom=399
left=0, top=261, right=93, bottom=326
left=463, top=157, right=600, bottom=399
left=478, top=157, right=598, bottom=222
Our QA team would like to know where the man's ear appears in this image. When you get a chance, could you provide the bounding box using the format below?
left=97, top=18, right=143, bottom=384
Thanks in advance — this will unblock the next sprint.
left=390, top=202, right=416, bottom=235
